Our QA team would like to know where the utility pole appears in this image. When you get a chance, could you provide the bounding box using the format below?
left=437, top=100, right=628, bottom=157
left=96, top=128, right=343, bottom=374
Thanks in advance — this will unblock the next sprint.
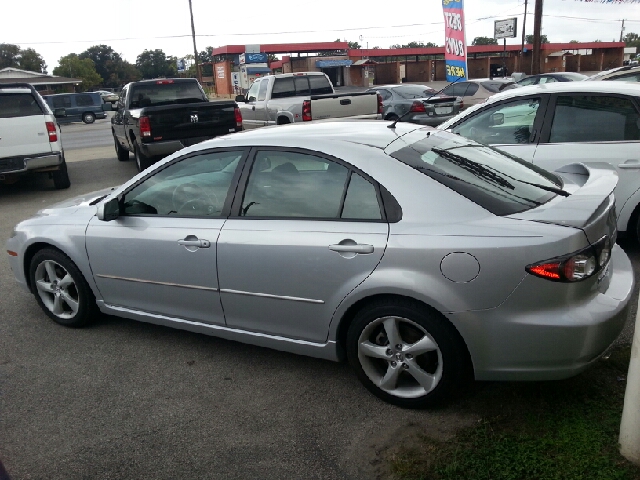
left=521, top=0, right=528, bottom=71
left=531, top=0, right=543, bottom=75
left=188, top=0, right=201, bottom=83
left=620, top=19, right=626, bottom=42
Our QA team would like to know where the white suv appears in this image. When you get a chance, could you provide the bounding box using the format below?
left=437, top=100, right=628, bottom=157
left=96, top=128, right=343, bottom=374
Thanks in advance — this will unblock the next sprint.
left=0, top=83, right=70, bottom=189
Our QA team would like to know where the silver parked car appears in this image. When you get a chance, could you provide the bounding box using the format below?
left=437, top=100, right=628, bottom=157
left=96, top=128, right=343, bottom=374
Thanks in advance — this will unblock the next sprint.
left=6, top=121, right=633, bottom=408
left=365, top=84, right=461, bottom=126
left=438, top=82, right=640, bottom=240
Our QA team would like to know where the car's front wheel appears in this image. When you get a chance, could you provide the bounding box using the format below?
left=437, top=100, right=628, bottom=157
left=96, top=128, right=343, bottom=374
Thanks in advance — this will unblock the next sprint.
left=29, top=249, right=97, bottom=327
left=346, top=298, right=469, bottom=408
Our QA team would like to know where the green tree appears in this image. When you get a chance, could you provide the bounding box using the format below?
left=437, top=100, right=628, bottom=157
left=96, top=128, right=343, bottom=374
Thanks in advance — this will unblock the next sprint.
left=389, top=41, right=438, bottom=48
left=334, top=39, right=361, bottom=49
left=0, top=43, right=21, bottom=69
left=623, top=32, right=640, bottom=47
left=472, top=36, right=498, bottom=46
left=136, top=49, right=177, bottom=79
left=0, top=44, right=47, bottom=73
left=53, top=54, right=102, bottom=91
left=525, top=34, right=549, bottom=44
left=18, top=48, right=47, bottom=73
left=79, top=45, right=138, bottom=88
left=569, top=40, right=579, bottom=43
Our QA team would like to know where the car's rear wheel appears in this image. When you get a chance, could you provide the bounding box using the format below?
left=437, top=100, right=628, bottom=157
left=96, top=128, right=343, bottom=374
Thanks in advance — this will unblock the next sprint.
left=385, top=114, right=399, bottom=121
left=114, top=135, right=129, bottom=161
left=29, top=249, right=97, bottom=328
left=134, top=146, right=153, bottom=172
left=52, top=160, right=70, bottom=189
left=346, top=298, right=469, bottom=408
left=82, top=112, right=95, bottom=124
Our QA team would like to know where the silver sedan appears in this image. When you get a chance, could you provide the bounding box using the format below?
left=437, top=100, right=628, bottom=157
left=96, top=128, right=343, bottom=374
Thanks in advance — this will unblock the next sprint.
left=6, top=121, right=633, bottom=408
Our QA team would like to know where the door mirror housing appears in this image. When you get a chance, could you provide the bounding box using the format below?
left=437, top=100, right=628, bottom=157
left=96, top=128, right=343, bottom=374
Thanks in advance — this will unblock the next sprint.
left=53, top=108, right=66, bottom=118
left=490, top=112, right=505, bottom=126
left=235, top=95, right=247, bottom=103
left=97, top=197, right=120, bottom=221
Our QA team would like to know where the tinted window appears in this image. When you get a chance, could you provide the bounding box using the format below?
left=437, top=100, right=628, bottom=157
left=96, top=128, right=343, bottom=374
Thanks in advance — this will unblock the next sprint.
left=538, top=77, right=557, bottom=84
left=385, top=130, right=559, bottom=216
left=122, top=151, right=243, bottom=217
left=271, top=78, right=295, bottom=99
left=442, top=83, right=469, bottom=96
left=241, top=151, right=381, bottom=220
left=294, top=77, right=310, bottom=95
left=308, top=75, right=333, bottom=94
left=0, top=93, right=43, bottom=118
left=452, top=97, right=541, bottom=145
left=129, top=81, right=206, bottom=108
left=375, top=89, right=392, bottom=101
left=549, top=95, right=640, bottom=143
left=76, top=94, right=95, bottom=106
left=517, top=77, right=538, bottom=86
left=52, top=95, right=72, bottom=109
left=257, top=80, right=269, bottom=101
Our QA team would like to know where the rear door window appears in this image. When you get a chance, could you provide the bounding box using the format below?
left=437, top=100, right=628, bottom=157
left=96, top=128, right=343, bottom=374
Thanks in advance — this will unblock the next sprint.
left=52, top=96, right=72, bottom=109
left=0, top=93, right=43, bottom=118
left=75, top=94, right=95, bottom=106
left=548, top=95, right=640, bottom=143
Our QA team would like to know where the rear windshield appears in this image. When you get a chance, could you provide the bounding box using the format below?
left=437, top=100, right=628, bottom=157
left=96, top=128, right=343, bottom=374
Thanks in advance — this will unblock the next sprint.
left=129, top=81, right=206, bottom=108
left=481, top=81, right=517, bottom=93
left=385, top=129, right=561, bottom=216
left=271, top=75, right=333, bottom=99
left=0, top=92, right=44, bottom=118
left=393, top=86, right=437, bottom=99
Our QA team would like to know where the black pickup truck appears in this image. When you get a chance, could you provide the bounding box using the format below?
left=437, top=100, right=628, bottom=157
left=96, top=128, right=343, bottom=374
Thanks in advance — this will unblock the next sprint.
left=112, top=78, right=242, bottom=171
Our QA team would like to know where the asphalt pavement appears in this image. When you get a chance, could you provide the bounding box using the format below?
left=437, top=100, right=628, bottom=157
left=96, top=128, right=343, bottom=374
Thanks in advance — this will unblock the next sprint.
left=0, top=117, right=638, bottom=480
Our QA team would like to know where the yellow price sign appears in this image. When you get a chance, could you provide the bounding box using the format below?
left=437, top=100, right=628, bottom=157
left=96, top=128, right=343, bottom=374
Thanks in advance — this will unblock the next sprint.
left=446, top=65, right=466, bottom=78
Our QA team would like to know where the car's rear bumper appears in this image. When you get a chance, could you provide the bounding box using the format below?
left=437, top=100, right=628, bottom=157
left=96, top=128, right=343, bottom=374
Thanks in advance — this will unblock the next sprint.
left=0, top=152, right=63, bottom=175
left=139, top=135, right=226, bottom=158
left=448, top=244, right=634, bottom=381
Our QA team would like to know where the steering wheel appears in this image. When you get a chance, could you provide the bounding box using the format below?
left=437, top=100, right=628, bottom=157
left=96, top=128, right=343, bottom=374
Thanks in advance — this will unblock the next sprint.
left=171, top=183, right=219, bottom=215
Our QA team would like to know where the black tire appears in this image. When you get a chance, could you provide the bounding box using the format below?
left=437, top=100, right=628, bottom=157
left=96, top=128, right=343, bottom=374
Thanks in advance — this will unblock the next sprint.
left=52, top=159, right=71, bottom=189
left=82, top=112, right=95, bottom=124
left=29, top=248, right=98, bottom=328
left=114, top=135, right=129, bottom=161
left=346, top=298, right=470, bottom=408
left=385, top=114, right=399, bottom=121
left=277, top=117, right=290, bottom=125
left=134, top=145, right=153, bottom=172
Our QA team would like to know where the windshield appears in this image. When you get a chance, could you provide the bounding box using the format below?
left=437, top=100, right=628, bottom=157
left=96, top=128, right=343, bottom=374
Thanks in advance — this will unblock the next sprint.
left=385, top=129, right=562, bottom=216
left=393, top=86, right=437, bottom=99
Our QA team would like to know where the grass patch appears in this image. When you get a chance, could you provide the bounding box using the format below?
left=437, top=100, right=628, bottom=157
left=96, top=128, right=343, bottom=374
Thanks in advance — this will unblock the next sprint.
left=389, top=345, right=640, bottom=480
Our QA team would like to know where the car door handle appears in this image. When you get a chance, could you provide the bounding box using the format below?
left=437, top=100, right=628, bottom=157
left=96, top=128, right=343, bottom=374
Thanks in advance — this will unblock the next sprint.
left=178, top=237, right=211, bottom=248
left=619, top=160, right=640, bottom=169
left=329, top=244, right=374, bottom=254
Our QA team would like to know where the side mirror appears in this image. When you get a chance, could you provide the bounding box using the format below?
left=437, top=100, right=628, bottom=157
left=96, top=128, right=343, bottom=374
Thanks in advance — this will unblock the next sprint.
left=54, top=108, right=66, bottom=118
left=96, top=197, right=120, bottom=221
left=490, top=113, right=504, bottom=126
left=102, top=103, right=113, bottom=111
left=235, top=95, right=246, bottom=103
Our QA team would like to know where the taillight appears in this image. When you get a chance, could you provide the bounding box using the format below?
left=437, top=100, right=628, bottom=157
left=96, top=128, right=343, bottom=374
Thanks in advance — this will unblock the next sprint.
left=409, top=101, right=426, bottom=113
left=156, top=79, right=174, bottom=84
left=377, top=93, right=383, bottom=114
left=234, top=107, right=242, bottom=128
left=139, top=116, right=151, bottom=138
left=302, top=100, right=312, bottom=121
left=45, top=122, right=57, bottom=142
left=526, top=236, right=611, bottom=282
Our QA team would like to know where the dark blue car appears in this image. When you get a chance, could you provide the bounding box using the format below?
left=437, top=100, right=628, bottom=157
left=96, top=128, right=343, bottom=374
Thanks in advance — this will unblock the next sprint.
left=43, top=92, right=110, bottom=124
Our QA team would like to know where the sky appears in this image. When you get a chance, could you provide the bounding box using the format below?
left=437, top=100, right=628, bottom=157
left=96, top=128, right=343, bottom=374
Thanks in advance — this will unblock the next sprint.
left=4, top=0, right=640, bottom=73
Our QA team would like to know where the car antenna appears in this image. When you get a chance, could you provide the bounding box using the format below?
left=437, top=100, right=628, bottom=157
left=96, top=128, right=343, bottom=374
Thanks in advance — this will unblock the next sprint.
left=387, top=77, right=464, bottom=129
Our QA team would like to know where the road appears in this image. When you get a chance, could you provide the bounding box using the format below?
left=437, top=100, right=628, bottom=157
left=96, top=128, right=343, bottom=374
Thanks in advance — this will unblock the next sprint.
left=0, top=121, right=638, bottom=480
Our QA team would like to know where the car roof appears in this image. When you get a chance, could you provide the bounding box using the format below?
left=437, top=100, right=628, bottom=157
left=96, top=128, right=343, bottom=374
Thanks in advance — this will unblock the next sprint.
left=482, top=80, right=640, bottom=103
left=198, top=120, right=423, bottom=151
left=0, top=87, right=33, bottom=93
